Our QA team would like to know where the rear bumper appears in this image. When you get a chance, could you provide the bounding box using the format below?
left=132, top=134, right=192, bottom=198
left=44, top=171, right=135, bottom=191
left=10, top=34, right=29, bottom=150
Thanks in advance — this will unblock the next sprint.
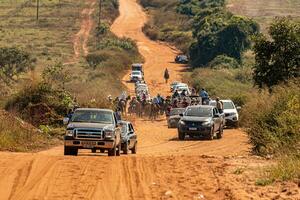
left=64, top=139, right=115, bottom=149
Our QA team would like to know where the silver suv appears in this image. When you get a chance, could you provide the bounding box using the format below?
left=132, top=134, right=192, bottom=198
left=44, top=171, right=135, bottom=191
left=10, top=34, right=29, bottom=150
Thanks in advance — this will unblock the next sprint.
left=63, top=108, right=121, bottom=156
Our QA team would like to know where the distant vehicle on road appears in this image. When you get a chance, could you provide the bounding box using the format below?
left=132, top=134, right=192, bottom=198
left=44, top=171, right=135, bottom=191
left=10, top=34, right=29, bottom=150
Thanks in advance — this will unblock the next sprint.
left=130, top=71, right=143, bottom=82
left=175, top=55, right=188, bottom=64
left=167, top=108, right=186, bottom=128
left=177, top=105, right=224, bottom=140
left=63, top=108, right=122, bottom=156
left=119, top=121, right=137, bottom=154
left=132, top=63, right=143, bottom=74
left=210, top=100, right=240, bottom=127
left=170, top=81, right=181, bottom=92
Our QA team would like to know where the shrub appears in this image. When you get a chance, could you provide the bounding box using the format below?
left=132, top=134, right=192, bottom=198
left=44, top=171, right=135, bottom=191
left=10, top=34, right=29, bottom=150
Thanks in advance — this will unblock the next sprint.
left=241, top=80, right=300, bottom=155
left=5, top=83, right=74, bottom=126
left=86, top=51, right=112, bottom=69
left=208, top=55, right=240, bottom=69
left=95, top=23, right=110, bottom=36
left=96, top=37, right=137, bottom=51
left=0, top=47, right=35, bottom=84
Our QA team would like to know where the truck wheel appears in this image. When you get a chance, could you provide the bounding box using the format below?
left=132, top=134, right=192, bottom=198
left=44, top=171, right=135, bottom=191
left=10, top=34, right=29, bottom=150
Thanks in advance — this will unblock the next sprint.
left=217, top=124, right=223, bottom=139
left=123, top=142, right=129, bottom=154
left=207, top=127, right=214, bottom=140
left=108, top=145, right=116, bottom=156
left=116, top=142, right=121, bottom=156
left=91, top=148, right=97, bottom=153
left=64, top=146, right=71, bottom=155
left=178, top=132, right=185, bottom=140
left=70, top=148, right=78, bottom=156
left=132, top=142, right=137, bottom=154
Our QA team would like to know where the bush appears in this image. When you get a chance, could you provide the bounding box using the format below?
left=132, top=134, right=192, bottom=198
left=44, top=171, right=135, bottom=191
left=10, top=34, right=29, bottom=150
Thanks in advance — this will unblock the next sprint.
left=0, top=47, right=35, bottom=84
left=208, top=55, right=240, bottom=69
left=95, top=23, right=110, bottom=36
left=96, top=37, right=137, bottom=51
left=241, top=80, right=300, bottom=155
left=5, top=83, right=74, bottom=126
left=86, top=51, right=112, bottom=69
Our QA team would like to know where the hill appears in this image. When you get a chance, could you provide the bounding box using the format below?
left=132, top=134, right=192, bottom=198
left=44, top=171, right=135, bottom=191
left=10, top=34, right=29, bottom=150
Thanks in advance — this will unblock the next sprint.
left=227, top=0, right=300, bottom=33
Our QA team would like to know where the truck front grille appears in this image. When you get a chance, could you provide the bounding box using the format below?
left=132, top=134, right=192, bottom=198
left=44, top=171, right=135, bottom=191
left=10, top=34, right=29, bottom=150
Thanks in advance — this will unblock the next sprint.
left=75, top=128, right=103, bottom=140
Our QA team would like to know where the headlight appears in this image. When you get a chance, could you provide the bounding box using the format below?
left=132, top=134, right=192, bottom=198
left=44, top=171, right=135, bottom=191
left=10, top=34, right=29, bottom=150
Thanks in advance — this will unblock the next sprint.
left=202, top=121, right=212, bottom=127
left=65, top=130, right=73, bottom=137
left=179, top=120, right=186, bottom=125
left=104, top=130, right=114, bottom=139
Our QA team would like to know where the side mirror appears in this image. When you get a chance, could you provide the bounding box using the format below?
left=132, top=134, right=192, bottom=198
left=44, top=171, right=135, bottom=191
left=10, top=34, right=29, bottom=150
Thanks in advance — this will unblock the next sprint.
left=129, top=131, right=134, bottom=135
left=236, top=106, right=241, bottom=111
left=63, top=117, right=70, bottom=125
left=179, top=113, right=183, bottom=117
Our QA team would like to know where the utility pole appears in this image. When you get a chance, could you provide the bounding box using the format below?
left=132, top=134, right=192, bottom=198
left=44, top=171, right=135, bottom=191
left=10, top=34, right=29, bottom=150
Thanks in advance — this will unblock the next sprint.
left=36, top=0, right=40, bottom=21
left=98, top=0, right=101, bottom=26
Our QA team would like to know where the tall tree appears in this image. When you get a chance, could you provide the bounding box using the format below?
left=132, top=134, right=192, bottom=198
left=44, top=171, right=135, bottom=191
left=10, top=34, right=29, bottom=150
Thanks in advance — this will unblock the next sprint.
left=253, top=17, right=300, bottom=88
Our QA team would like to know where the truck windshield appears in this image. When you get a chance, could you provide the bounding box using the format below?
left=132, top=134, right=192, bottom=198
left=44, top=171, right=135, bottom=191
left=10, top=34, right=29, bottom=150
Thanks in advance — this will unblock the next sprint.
left=223, top=102, right=235, bottom=109
left=71, top=110, right=113, bottom=124
left=185, top=107, right=212, bottom=117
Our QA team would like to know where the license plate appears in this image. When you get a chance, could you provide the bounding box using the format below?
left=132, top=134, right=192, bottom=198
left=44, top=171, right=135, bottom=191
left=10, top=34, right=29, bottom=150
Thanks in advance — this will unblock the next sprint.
left=82, top=141, right=96, bottom=148
left=189, top=127, right=197, bottom=131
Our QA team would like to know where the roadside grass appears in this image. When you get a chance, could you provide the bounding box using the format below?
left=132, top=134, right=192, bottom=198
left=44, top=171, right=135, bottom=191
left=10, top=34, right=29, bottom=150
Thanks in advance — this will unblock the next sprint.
left=183, top=65, right=254, bottom=106
left=0, top=109, right=60, bottom=152
left=227, top=0, right=300, bottom=33
left=256, top=156, right=300, bottom=186
left=0, top=0, right=85, bottom=104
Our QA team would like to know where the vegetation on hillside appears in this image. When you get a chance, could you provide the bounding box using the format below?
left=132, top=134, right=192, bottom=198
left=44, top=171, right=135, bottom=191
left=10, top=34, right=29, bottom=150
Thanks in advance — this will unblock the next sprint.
left=0, top=0, right=141, bottom=152
left=253, top=18, right=300, bottom=88
left=140, top=0, right=259, bottom=67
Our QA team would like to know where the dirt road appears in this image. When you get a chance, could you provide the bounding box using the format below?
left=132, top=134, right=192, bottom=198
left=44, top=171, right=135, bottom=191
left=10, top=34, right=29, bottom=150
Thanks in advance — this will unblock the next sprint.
left=0, top=0, right=298, bottom=199
left=73, top=0, right=96, bottom=60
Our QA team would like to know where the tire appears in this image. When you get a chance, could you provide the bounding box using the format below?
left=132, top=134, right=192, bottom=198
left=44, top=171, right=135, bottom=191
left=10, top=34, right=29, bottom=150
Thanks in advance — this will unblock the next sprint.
left=91, top=148, right=96, bottom=153
left=207, top=127, right=214, bottom=140
left=64, top=146, right=71, bottom=155
left=100, top=149, right=105, bottom=153
left=178, top=132, right=185, bottom=140
left=217, top=124, right=223, bottom=139
left=123, top=142, right=129, bottom=154
left=108, top=145, right=116, bottom=157
left=116, top=142, right=121, bottom=156
left=233, top=121, right=239, bottom=128
left=131, top=142, right=137, bottom=154
left=70, top=147, right=78, bottom=156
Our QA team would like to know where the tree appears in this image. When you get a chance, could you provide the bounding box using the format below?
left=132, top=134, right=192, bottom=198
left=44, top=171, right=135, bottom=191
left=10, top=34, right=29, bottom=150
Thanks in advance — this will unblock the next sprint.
left=42, top=62, right=71, bottom=90
left=253, top=17, right=300, bottom=88
left=0, top=47, right=35, bottom=84
left=190, top=11, right=259, bottom=67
